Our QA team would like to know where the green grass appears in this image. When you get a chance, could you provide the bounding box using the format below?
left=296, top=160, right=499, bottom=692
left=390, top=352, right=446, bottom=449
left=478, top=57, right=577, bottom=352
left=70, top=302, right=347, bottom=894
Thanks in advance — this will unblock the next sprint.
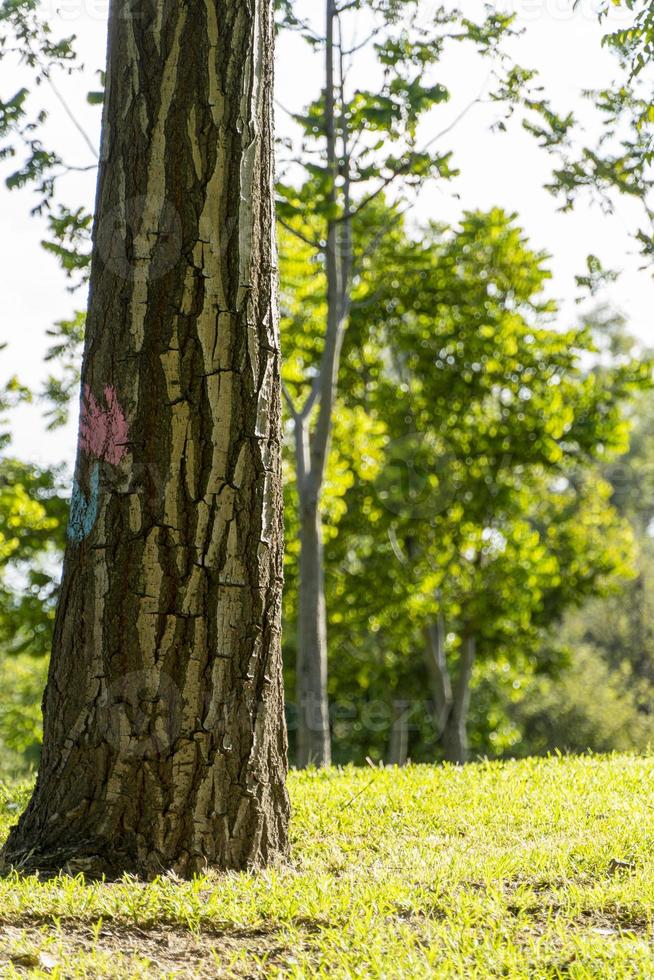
left=1, top=755, right=654, bottom=977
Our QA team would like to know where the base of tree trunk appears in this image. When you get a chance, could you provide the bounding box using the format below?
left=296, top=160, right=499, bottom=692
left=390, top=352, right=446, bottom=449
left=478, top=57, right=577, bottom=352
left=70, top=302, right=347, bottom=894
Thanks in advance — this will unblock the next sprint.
left=0, top=838, right=288, bottom=881
left=1, top=798, right=290, bottom=881
left=441, top=726, right=468, bottom=766
left=1, top=836, right=152, bottom=881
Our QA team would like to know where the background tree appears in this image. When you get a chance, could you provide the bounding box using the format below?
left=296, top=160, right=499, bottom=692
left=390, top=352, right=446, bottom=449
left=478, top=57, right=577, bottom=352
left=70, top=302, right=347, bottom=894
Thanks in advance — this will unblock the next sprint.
left=276, top=0, right=551, bottom=766
left=1, top=0, right=289, bottom=878
left=297, top=210, right=647, bottom=764
left=515, top=377, right=654, bottom=757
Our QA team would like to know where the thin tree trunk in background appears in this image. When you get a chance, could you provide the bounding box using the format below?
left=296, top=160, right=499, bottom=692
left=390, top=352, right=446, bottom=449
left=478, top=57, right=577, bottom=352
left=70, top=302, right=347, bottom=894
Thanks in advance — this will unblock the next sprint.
left=388, top=700, right=410, bottom=766
left=423, top=616, right=453, bottom=735
left=1, top=0, right=289, bottom=878
left=293, top=0, right=350, bottom=767
left=296, top=500, right=331, bottom=766
left=441, top=634, right=476, bottom=765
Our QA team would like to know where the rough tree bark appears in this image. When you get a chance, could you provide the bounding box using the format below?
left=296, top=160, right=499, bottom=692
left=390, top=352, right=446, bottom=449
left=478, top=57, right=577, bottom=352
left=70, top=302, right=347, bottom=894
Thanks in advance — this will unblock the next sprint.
left=1, top=0, right=289, bottom=878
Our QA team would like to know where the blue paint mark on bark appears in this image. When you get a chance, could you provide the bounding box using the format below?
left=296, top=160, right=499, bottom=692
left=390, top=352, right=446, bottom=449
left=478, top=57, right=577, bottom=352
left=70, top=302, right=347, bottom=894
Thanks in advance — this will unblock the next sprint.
left=68, top=462, right=101, bottom=544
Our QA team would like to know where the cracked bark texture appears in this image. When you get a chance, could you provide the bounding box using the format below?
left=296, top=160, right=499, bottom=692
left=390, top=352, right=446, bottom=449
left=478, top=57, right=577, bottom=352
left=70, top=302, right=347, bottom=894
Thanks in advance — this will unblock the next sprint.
left=1, top=0, right=289, bottom=878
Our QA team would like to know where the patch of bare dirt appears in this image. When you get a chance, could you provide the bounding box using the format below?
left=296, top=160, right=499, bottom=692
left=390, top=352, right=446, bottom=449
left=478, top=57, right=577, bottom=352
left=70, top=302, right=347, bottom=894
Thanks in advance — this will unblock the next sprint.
left=0, top=920, right=301, bottom=977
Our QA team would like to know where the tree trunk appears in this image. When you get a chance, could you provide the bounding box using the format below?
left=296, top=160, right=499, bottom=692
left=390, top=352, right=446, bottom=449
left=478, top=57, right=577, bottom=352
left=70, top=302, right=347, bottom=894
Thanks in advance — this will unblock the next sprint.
left=292, top=0, right=350, bottom=768
left=296, top=498, right=331, bottom=767
left=423, top=616, right=452, bottom=736
left=441, top=635, right=476, bottom=765
left=388, top=700, right=410, bottom=767
left=1, top=0, right=289, bottom=879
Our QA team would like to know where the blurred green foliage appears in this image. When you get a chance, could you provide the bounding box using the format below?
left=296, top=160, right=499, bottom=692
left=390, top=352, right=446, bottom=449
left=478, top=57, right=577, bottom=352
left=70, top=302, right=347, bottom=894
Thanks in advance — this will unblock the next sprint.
left=0, top=365, right=67, bottom=770
left=278, top=205, right=649, bottom=764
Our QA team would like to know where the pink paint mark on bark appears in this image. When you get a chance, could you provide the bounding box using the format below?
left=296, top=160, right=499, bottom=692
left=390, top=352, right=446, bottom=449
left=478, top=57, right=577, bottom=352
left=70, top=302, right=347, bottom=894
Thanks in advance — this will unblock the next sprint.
left=79, top=385, right=129, bottom=465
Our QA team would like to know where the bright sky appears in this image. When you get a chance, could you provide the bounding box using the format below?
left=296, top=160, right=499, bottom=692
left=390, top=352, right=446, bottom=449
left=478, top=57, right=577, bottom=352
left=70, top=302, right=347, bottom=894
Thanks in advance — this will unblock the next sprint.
left=1, top=0, right=652, bottom=473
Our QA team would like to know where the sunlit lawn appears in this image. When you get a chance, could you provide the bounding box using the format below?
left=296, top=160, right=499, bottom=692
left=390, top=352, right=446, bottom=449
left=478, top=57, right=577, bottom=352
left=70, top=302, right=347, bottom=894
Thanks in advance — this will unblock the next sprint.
left=1, top=756, right=654, bottom=977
